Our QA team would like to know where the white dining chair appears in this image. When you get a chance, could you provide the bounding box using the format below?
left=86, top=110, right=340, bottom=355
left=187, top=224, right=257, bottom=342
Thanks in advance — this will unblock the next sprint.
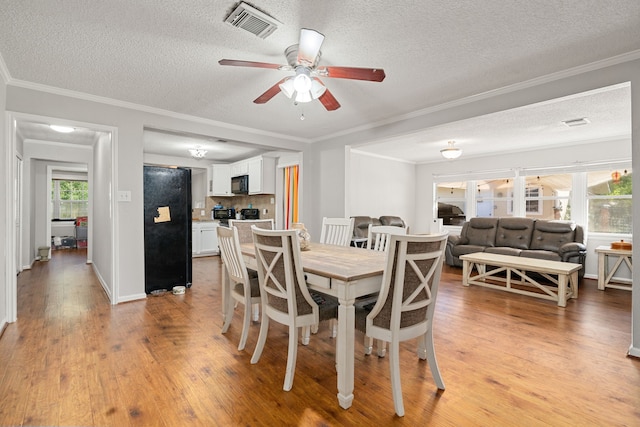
left=227, top=219, right=274, bottom=321
left=319, top=217, right=355, bottom=247
left=355, top=232, right=448, bottom=416
left=366, top=224, right=407, bottom=251
left=228, top=218, right=274, bottom=244
left=250, top=226, right=338, bottom=391
left=217, top=225, right=261, bottom=351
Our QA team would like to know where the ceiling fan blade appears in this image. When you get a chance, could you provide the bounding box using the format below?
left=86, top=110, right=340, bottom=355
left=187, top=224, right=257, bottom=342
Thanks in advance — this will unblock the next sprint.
left=253, top=78, right=288, bottom=104
left=318, top=88, right=340, bottom=111
left=317, top=66, right=386, bottom=82
left=219, top=59, right=285, bottom=70
left=297, top=29, right=324, bottom=67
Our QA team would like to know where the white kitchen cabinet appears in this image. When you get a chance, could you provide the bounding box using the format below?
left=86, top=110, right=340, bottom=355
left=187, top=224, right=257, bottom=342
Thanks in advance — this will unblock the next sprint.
left=247, top=156, right=276, bottom=194
left=211, top=164, right=232, bottom=196
left=192, top=222, right=219, bottom=257
left=230, top=160, right=248, bottom=177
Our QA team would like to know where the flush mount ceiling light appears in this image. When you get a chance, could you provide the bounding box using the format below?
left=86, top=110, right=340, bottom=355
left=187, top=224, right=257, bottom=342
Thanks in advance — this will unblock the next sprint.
left=440, top=140, right=462, bottom=159
left=188, top=147, right=207, bottom=159
left=50, top=125, right=75, bottom=133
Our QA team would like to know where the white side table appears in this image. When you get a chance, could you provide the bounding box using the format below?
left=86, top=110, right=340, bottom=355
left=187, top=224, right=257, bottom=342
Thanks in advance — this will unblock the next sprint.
left=595, top=245, right=632, bottom=291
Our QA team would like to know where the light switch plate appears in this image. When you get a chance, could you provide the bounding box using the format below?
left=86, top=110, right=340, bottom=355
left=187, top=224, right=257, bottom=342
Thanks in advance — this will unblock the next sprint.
left=117, top=190, right=131, bottom=202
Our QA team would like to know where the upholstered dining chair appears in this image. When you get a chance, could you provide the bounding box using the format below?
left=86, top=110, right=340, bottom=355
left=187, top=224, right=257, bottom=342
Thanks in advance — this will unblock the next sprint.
left=227, top=219, right=274, bottom=321
left=250, top=226, right=338, bottom=391
left=355, top=232, right=448, bottom=417
left=319, top=217, right=355, bottom=247
left=228, top=218, right=274, bottom=244
left=217, top=225, right=262, bottom=351
left=366, top=224, right=407, bottom=251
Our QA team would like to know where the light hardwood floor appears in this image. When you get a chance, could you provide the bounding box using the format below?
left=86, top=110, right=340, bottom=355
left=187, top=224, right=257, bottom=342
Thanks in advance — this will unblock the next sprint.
left=0, top=249, right=638, bottom=426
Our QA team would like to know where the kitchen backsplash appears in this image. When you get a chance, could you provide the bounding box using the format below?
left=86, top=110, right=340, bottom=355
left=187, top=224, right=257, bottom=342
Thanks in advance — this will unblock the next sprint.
left=192, top=194, right=275, bottom=221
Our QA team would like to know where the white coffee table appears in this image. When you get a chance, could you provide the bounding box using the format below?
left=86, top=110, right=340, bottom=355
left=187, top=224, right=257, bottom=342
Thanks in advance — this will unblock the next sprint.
left=459, top=252, right=582, bottom=307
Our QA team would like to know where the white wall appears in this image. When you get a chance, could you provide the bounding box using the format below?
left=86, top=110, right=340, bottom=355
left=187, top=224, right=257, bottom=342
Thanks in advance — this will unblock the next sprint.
left=0, top=73, right=7, bottom=328
left=6, top=85, right=306, bottom=303
left=92, top=133, right=113, bottom=300
left=347, top=150, right=416, bottom=228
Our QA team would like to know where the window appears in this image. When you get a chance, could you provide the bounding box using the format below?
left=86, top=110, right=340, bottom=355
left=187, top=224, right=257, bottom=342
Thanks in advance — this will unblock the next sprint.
left=587, top=169, right=632, bottom=233
left=51, top=180, right=88, bottom=220
left=436, top=181, right=466, bottom=225
left=477, top=178, right=513, bottom=218
left=523, top=174, right=572, bottom=220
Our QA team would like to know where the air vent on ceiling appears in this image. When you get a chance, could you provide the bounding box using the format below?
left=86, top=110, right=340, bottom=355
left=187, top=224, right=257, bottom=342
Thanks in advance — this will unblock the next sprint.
left=562, top=117, right=590, bottom=127
left=225, top=2, right=279, bottom=39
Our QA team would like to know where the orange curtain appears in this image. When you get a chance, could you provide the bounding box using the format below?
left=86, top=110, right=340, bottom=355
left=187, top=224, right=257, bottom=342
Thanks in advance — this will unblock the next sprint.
left=284, top=165, right=299, bottom=229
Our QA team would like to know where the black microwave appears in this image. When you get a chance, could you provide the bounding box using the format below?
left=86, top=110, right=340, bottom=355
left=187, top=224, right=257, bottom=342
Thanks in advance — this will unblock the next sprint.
left=231, top=175, right=249, bottom=194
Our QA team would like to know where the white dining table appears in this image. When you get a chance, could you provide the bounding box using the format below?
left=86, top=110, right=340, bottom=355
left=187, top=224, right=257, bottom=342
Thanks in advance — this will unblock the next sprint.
left=224, top=241, right=386, bottom=409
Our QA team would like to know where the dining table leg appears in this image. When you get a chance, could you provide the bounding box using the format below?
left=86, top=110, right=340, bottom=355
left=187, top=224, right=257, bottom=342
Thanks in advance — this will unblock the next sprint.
left=335, top=286, right=356, bottom=409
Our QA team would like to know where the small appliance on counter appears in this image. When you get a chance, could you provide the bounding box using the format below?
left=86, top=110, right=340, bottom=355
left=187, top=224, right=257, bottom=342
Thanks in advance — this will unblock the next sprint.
left=240, top=208, right=260, bottom=220
left=212, top=207, right=236, bottom=225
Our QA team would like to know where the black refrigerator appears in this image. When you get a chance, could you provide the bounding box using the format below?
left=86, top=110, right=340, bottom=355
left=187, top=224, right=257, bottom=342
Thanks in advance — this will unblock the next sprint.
left=143, top=166, right=192, bottom=294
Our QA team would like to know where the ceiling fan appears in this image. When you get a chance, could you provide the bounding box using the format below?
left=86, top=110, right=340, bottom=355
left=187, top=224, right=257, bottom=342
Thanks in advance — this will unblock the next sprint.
left=219, top=28, right=386, bottom=111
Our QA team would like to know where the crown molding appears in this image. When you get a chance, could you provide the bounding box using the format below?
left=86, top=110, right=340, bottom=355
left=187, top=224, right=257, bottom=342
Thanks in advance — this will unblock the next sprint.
left=314, top=49, right=640, bottom=144
left=6, top=75, right=310, bottom=145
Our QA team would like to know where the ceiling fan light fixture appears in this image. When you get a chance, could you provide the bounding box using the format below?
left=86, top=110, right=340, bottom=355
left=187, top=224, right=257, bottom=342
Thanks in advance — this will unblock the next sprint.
left=310, top=79, right=326, bottom=99
left=294, top=90, right=312, bottom=103
left=293, top=73, right=312, bottom=93
left=440, top=141, right=462, bottom=159
left=279, top=78, right=295, bottom=98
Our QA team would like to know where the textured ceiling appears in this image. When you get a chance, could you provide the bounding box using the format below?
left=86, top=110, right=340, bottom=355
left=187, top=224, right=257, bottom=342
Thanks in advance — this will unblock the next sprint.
left=2, top=1, right=639, bottom=163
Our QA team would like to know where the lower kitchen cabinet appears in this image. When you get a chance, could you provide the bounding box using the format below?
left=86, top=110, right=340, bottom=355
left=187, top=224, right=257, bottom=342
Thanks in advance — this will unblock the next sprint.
left=192, top=221, right=220, bottom=257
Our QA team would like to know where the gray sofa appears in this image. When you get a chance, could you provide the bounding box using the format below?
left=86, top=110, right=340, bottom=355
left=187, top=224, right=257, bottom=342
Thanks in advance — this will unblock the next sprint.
left=445, top=217, right=587, bottom=277
left=351, top=216, right=406, bottom=239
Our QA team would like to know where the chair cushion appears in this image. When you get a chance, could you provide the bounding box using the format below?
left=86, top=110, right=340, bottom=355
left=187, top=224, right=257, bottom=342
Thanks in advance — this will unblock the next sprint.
left=310, top=291, right=339, bottom=322
left=233, top=276, right=261, bottom=298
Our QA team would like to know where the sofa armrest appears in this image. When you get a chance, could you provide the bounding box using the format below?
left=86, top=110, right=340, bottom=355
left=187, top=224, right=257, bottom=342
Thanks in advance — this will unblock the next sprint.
left=447, top=234, right=463, bottom=246
left=558, top=242, right=586, bottom=256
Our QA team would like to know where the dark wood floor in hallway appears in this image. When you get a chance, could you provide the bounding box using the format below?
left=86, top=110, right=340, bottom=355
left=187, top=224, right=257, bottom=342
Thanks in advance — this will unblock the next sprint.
left=0, top=248, right=638, bottom=426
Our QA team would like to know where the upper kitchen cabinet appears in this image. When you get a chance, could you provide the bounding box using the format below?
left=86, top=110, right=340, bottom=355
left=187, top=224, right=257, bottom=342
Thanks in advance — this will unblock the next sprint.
left=247, top=156, right=275, bottom=195
left=230, top=160, right=249, bottom=178
left=208, top=164, right=232, bottom=197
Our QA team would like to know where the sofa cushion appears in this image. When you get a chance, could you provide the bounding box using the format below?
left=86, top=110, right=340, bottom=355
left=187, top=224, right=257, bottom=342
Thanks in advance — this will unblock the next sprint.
left=495, top=217, right=534, bottom=250
left=451, top=245, right=488, bottom=257
left=530, top=220, right=576, bottom=252
left=519, top=249, right=562, bottom=262
left=485, top=247, right=523, bottom=257
left=379, top=216, right=405, bottom=227
left=465, top=218, right=499, bottom=247
left=352, top=216, right=381, bottom=238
